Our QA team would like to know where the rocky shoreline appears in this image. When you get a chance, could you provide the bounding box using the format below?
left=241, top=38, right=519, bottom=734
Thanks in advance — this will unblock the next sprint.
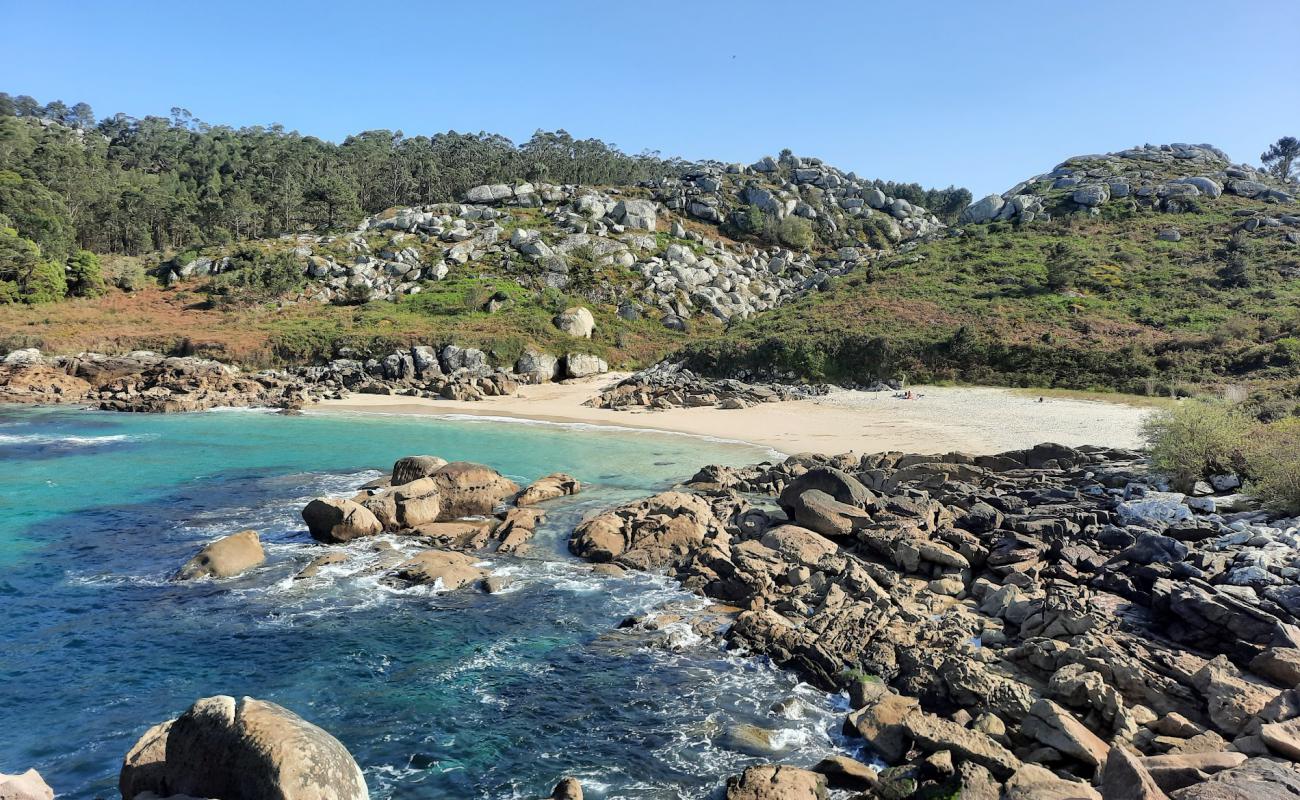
left=0, top=346, right=826, bottom=415
left=8, top=438, right=1298, bottom=799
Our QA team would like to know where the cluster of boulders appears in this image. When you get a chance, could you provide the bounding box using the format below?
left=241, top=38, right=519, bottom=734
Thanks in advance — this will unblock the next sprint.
left=0, top=348, right=320, bottom=412
left=646, top=152, right=944, bottom=239
left=290, top=456, right=580, bottom=590
left=296, top=339, right=607, bottom=403
left=586, top=360, right=827, bottom=410
left=961, top=143, right=1297, bottom=229
left=569, top=442, right=1300, bottom=798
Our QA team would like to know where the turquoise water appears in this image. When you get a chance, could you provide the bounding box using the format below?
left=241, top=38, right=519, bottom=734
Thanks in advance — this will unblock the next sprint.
left=0, top=406, right=852, bottom=799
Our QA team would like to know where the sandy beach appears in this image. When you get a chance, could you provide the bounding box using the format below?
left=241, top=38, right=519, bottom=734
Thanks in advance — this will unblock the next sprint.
left=314, top=375, right=1154, bottom=456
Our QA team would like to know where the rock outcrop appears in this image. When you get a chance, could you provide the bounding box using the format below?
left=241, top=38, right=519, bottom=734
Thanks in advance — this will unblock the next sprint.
left=580, top=443, right=1300, bottom=797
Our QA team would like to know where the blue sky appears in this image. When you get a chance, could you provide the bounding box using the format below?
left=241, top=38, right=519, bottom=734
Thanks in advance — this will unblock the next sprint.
left=3, top=0, right=1298, bottom=197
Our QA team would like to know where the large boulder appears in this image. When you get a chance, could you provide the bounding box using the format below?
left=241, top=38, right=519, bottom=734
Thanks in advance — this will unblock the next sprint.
left=430, top=462, right=519, bottom=519
left=564, top=353, right=608, bottom=379
left=571, top=490, right=716, bottom=569
left=515, top=350, right=560, bottom=383
left=777, top=466, right=873, bottom=517
left=613, top=199, right=657, bottom=231
left=302, top=498, right=383, bottom=544
left=1020, top=698, right=1110, bottom=767
left=959, top=194, right=1007, bottom=225
left=724, top=765, right=827, bottom=800
left=0, top=770, right=54, bottom=800
left=553, top=307, right=596, bottom=338
left=119, top=695, right=368, bottom=800
left=173, top=530, right=265, bottom=580
left=1004, top=764, right=1100, bottom=799
left=1100, top=746, right=1169, bottom=800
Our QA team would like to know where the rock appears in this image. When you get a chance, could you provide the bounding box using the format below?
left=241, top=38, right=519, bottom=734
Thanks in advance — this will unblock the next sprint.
left=0, top=770, right=54, bottom=800
left=121, top=695, right=368, bottom=800
left=1074, top=184, right=1111, bottom=207
left=1101, top=746, right=1169, bottom=800
left=777, top=466, right=873, bottom=516
left=811, top=755, right=877, bottom=790
left=1004, top=764, right=1101, bottom=799
left=613, top=198, right=657, bottom=230
left=1021, top=698, right=1110, bottom=767
left=1192, top=655, right=1280, bottom=736
left=1157, top=229, right=1182, bottom=242
left=847, top=683, right=920, bottom=763
left=174, top=530, right=265, bottom=580
left=515, top=350, right=560, bottom=383
left=903, top=709, right=1023, bottom=778
left=960, top=195, right=1007, bottom=225
left=719, top=724, right=789, bottom=756
left=1142, top=752, right=1247, bottom=792
left=1253, top=648, right=1300, bottom=688
left=430, top=462, right=519, bottom=519
left=517, top=473, right=581, bottom=506
left=564, top=353, right=608, bottom=379
left=1260, top=717, right=1300, bottom=761
left=550, top=777, right=582, bottom=800
left=554, top=306, right=596, bottom=338
left=724, top=765, right=827, bottom=800
left=301, top=498, right=383, bottom=544
left=388, top=549, right=486, bottom=590
left=392, top=455, right=448, bottom=484
left=1168, top=756, right=1300, bottom=798
left=295, top=553, right=348, bottom=580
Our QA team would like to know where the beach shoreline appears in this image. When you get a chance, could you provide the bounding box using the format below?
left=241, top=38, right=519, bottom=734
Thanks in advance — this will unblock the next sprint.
left=313, top=375, right=1154, bottom=456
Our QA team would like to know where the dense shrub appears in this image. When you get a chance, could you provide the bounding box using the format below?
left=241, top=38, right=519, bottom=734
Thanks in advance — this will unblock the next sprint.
left=1247, top=418, right=1300, bottom=513
left=66, top=250, right=106, bottom=297
left=205, top=247, right=305, bottom=307
left=776, top=217, right=814, bottom=250
left=1141, top=401, right=1252, bottom=491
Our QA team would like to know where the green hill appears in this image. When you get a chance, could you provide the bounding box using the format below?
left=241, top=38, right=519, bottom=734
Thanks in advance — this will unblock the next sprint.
left=683, top=144, right=1300, bottom=413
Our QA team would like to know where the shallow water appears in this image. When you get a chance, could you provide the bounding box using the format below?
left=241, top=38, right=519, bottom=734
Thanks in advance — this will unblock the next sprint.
left=0, top=405, right=856, bottom=799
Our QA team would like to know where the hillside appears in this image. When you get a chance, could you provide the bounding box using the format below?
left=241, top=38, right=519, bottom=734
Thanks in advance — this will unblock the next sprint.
left=0, top=104, right=958, bottom=371
left=684, top=144, right=1300, bottom=413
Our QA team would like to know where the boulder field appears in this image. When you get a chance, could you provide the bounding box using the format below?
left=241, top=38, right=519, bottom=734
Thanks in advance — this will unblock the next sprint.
left=569, top=442, right=1300, bottom=798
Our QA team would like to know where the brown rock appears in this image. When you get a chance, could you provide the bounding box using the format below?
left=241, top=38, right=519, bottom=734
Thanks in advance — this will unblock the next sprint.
left=846, top=683, right=920, bottom=763
left=122, top=695, right=367, bottom=800
left=1141, top=751, right=1247, bottom=792
left=388, top=549, right=486, bottom=590
left=302, top=498, right=383, bottom=544
left=1004, top=764, right=1101, bottom=799
left=1252, top=648, right=1300, bottom=688
left=120, top=720, right=172, bottom=799
left=724, top=765, right=827, bottom=800
left=1101, top=746, right=1169, bottom=799
left=410, top=520, right=496, bottom=551
left=430, top=462, right=519, bottom=519
left=517, top=473, right=581, bottom=506
left=1192, top=655, right=1280, bottom=736
left=903, top=708, right=1023, bottom=779
left=1260, top=717, right=1300, bottom=761
left=811, top=755, right=877, bottom=790
left=173, top=530, right=265, bottom=580
left=1022, top=698, right=1110, bottom=767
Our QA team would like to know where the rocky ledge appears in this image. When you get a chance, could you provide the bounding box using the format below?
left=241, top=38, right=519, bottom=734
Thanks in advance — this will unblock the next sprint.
left=586, top=360, right=828, bottom=411
left=568, top=442, right=1300, bottom=798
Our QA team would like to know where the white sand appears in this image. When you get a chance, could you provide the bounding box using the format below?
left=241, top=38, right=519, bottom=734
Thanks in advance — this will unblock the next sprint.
left=313, top=375, right=1152, bottom=458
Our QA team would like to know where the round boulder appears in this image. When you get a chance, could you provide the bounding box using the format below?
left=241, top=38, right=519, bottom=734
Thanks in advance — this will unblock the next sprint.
left=391, top=455, right=448, bottom=485
left=302, top=498, right=383, bottom=544
left=173, top=530, right=265, bottom=581
left=119, top=695, right=367, bottom=800
left=553, top=306, right=595, bottom=338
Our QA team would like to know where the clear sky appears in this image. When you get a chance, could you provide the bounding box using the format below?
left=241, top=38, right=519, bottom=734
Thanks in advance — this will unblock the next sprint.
left=3, top=0, right=1298, bottom=197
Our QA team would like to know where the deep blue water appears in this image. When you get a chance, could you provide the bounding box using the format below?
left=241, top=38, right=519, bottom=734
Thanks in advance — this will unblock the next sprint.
left=0, top=406, right=853, bottom=799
